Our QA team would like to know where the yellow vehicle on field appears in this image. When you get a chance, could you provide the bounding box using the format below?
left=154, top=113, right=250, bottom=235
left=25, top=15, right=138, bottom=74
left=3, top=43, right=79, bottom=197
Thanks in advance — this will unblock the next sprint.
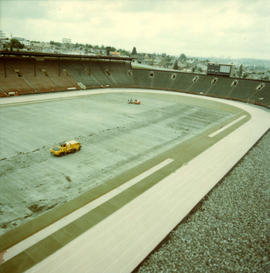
left=50, top=140, right=81, bottom=156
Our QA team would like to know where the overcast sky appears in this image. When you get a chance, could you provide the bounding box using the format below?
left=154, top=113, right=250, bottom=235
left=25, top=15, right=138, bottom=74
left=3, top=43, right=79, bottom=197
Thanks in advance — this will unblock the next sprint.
left=0, top=0, right=269, bottom=59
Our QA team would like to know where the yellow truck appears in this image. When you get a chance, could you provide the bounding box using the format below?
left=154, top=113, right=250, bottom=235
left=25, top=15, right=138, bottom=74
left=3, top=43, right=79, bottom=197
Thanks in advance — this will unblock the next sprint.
left=50, top=140, right=81, bottom=156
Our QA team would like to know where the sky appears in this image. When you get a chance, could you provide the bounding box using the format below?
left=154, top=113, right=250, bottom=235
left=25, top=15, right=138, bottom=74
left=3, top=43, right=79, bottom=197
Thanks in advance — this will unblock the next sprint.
left=0, top=0, right=269, bottom=59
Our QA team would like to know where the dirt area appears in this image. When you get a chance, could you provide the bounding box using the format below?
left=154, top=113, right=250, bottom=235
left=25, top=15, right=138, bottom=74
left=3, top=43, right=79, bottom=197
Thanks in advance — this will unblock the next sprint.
left=0, top=90, right=238, bottom=235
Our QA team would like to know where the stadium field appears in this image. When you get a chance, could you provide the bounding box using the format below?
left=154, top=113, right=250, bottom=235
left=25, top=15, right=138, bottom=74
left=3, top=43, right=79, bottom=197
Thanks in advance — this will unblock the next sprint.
left=0, top=88, right=269, bottom=273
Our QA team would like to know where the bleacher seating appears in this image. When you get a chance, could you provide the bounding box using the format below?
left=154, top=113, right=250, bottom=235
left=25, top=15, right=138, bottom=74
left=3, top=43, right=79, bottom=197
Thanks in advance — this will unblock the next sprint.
left=62, top=60, right=100, bottom=88
left=171, top=73, right=196, bottom=93
left=105, top=61, right=134, bottom=87
left=207, top=77, right=234, bottom=99
left=0, top=58, right=35, bottom=95
left=229, top=79, right=259, bottom=102
left=188, top=75, right=213, bottom=94
left=131, top=69, right=153, bottom=89
left=251, top=82, right=270, bottom=106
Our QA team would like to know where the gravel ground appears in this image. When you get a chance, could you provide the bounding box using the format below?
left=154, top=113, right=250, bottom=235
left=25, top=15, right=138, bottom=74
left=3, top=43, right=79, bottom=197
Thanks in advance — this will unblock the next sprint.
left=134, top=130, right=270, bottom=273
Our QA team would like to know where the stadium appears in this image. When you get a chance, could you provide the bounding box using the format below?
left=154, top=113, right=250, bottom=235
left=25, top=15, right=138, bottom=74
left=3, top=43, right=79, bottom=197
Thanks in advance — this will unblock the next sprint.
left=0, top=51, right=269, bottom=273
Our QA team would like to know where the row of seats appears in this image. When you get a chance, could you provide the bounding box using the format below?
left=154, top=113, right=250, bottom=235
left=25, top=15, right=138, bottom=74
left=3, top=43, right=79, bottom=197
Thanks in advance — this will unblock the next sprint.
left=0, top=58, right=79, bottom=95
left=0, top=57, right=269, bottom=108
left=60, top=60, right=133, bottom=88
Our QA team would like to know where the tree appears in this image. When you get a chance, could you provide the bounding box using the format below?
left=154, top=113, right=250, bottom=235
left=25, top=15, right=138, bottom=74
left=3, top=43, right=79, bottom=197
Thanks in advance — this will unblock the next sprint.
left=239, top=64, right=243, bottom=78
left=242, top=72, right=247, bottom=79
left=131, top=46, right=137, bottom=55
left=106, top=46, right=111, bottom=56
left=179, top=53, right=187, bottom=62
left=50, top=41, right=61, bottom=47
left=85, top=43, right=93, bottom=49
left=9, top=39, right=24, bottom=51
left=173, top=60, right=179, bottom=70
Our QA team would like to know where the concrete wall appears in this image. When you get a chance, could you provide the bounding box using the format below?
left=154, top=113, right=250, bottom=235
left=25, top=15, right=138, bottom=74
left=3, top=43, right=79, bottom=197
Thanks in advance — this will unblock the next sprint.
left=0, top=57, right=269, bottom=108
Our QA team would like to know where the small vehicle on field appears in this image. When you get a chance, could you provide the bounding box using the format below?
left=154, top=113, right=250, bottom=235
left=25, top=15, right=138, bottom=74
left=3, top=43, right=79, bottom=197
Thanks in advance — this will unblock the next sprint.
left=50, top=140, right=81, bottom=156
left=128, top=98, right=141, bottom=105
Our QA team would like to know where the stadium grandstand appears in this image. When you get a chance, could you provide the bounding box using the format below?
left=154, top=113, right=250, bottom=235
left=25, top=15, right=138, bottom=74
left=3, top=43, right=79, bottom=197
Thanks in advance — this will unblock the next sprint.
left=0, top=51, right=269, bottom=107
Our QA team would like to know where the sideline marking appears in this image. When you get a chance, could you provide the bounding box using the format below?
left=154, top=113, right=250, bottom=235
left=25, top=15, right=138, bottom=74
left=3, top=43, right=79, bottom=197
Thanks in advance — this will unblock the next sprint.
left=208, top=115, right=247, bottom=138
left=1, top=158, right=174, bottom=264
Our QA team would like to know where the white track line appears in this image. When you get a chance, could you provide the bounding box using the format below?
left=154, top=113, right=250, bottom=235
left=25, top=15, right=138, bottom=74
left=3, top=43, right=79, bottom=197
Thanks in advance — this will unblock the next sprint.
left=1, top=158, right=174, bottom=264
left=208, top=115, right=247, bottom=138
